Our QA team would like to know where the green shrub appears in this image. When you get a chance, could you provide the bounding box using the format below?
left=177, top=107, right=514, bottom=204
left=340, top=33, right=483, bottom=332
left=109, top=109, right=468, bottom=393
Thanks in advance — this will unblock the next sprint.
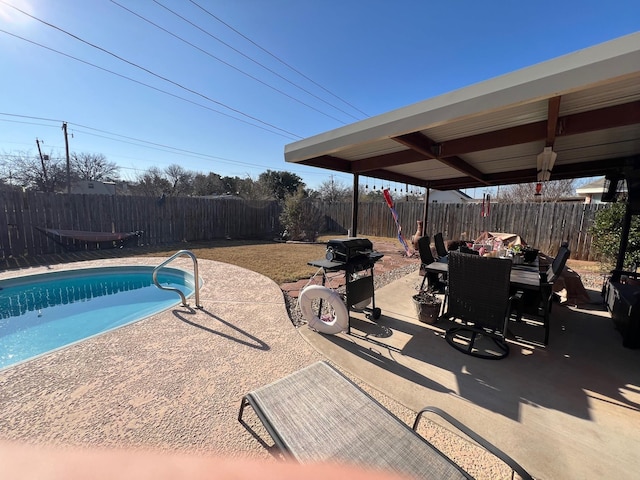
left=279, top=187, right=324, bottom=242
left=589, top=203, right=640, bottom=269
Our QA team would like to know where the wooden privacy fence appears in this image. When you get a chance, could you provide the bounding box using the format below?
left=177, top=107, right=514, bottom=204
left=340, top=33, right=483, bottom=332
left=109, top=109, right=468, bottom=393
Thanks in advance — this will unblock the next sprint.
left=0, top=191, right=280, bottom=259
left=0, top=190, right=608, bottom=261
left=315, top=201, right=609, bottom=262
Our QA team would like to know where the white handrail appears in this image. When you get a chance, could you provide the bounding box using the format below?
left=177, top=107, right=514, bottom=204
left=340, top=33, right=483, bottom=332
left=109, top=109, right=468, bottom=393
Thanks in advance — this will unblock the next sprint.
left=152, top=250, right=202, bottom=308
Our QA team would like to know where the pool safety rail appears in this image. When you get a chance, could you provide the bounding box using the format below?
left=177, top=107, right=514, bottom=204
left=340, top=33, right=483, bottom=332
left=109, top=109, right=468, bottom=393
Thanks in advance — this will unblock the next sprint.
left=152, top=250, right=202, bottom=308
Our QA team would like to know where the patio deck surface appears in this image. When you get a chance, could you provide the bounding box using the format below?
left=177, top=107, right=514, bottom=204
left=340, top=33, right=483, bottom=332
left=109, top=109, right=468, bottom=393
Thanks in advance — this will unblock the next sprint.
left=1, top=255, right=638, bottom=479
left=299, top=271, right=640, bottom=479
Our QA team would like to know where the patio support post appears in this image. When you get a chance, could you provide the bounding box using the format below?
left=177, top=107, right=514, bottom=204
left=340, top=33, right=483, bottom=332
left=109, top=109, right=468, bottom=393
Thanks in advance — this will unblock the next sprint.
left=615, top=201, right=633, bottom=271
left=351, top=173, right=359, bottom=237
left=422, top=186, right=430, bottom=233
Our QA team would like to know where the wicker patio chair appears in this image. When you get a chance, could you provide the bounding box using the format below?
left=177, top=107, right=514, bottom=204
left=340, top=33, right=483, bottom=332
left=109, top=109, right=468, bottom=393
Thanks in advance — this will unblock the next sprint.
left=239, top=361, right=533, bottom=480
left=443, top=251, right=517, bottom=359
left=434, top=232, right=449, bottom=258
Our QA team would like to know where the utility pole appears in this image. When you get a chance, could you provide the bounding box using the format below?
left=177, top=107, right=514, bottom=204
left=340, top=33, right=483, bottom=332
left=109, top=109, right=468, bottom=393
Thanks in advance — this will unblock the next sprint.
left=35, top=138, right=49, bottom=189
left=62, top=122, right=71, bottom=194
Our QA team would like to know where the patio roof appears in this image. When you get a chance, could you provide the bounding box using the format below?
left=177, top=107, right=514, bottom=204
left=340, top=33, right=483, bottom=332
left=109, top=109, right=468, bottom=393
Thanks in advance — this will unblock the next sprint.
left=285, top=32, right=640, bottom=191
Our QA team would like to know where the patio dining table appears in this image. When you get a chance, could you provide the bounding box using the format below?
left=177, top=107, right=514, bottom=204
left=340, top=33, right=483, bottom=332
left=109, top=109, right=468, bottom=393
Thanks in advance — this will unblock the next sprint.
left=423, top=257, right=541, bottom=291
left=424, top=256, right=552, bottom=342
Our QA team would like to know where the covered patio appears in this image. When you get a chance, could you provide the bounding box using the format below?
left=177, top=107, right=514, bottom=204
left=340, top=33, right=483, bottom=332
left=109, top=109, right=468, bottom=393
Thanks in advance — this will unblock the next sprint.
left=298, top=270, right=640, bottom=479
left=284, top=32, right=640, bottom=479
left=285, top=32, right=640, bottom=268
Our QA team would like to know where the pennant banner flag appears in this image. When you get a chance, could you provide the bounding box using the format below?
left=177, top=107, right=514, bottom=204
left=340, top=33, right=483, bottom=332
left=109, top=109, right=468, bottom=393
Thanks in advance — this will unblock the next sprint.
left=383, top=188, right=412, bottom=256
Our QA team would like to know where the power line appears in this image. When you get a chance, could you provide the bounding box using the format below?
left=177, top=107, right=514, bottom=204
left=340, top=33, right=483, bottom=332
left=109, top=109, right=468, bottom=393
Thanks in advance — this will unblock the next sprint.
left=0, top=113, right=273, bottom=170
left=188, top=0, right=369, bottom=118
left=0, top=1, right=301, bottom=139
left=0, top=28, right=299, bottom=141
left=147, top=0, right=362, bottom=122
left=111, top=0, right=354, bottom=124
left=0, top=112, right=339, bottom=181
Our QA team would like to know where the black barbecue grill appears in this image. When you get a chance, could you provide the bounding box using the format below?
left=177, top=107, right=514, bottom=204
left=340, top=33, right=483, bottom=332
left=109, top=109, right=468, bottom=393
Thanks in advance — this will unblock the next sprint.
left=308, top=238, right=384, bottom=332
left=325, top=238, right=381, bottom=263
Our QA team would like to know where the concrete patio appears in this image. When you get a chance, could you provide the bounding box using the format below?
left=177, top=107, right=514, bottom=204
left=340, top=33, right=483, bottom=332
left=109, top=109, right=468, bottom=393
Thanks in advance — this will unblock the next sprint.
left=300, top=269, right=640, bottom=479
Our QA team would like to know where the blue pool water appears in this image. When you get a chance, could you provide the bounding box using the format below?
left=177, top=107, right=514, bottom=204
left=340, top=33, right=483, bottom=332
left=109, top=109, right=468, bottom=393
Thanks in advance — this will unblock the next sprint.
left=0, top=266, right=196, bottom=369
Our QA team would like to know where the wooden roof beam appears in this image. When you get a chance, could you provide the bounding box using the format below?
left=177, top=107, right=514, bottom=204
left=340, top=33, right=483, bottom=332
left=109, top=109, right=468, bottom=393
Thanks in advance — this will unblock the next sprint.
left=559, top=100, right=640, bottom=136
left=393, top=132, right=489, bottom=184
left=351, top=149, right=431, bottom=173
left=546, top=96, right=561, bottom=147
left=297, top=155, right=352, bottom=172
left=427, top=156, right=636, bottom=190
left=438, top=99, right=640, bottom=157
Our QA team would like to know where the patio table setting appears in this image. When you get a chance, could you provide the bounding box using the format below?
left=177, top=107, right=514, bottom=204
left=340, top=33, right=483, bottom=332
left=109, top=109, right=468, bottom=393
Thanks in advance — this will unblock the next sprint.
left=422, top=233, right=559, bottom=350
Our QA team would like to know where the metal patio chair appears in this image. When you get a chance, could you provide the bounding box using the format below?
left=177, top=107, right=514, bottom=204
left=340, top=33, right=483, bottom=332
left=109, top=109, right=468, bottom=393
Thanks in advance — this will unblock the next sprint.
left=514, top=245, right=571, bottom=344
left=417, top=235, right=445, bottom=292
left=434, top=232, right=449, bottom=258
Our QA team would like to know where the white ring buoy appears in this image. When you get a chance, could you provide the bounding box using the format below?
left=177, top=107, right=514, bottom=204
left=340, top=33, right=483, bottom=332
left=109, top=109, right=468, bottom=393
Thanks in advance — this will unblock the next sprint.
left=299, top=285, right=349, bottom=335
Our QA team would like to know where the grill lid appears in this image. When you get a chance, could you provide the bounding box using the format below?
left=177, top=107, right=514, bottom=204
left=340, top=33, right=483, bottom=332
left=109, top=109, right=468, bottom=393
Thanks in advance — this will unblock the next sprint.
left=325, top=238, right=375, bottom=263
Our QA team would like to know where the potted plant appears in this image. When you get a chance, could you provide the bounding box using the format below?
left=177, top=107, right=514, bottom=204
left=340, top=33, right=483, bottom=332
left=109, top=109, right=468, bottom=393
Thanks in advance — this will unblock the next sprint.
left=412, top=290, right=442, bottom=324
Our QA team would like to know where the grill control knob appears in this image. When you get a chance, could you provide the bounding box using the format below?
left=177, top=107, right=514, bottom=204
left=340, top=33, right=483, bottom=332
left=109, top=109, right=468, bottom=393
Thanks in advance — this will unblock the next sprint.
left=325, top=247, right=335, bottom=261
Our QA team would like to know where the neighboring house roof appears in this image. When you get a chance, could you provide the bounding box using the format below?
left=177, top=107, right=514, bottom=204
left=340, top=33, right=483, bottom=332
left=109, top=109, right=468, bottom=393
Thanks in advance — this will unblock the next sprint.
left=69, top=180, right=116, bottom=195
left=428, top=189, right=472, bottom=203
left=576, top=177, right=607, bottom=195
left=576, top=176, right=627, bottom=203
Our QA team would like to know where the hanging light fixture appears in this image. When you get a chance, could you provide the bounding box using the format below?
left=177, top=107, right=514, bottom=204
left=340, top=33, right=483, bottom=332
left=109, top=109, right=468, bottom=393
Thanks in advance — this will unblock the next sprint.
left=536, top=146, right=557, bottom=182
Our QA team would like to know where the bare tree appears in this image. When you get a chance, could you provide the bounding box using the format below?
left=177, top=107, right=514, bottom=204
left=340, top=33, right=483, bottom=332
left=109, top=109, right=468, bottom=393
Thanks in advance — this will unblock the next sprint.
left=70, top=152, right=119, bottom=181
left=237, top=174, right=272, bottom=200
left=193, top=172, right=226, bottom=196
left=130, top=166, right=172, bottom=197
left=1, top=150, right=66, bottom=192
left=315, top=178, right=351, bottom=202
left=498, top=179, right=576, bottom=203
left=164, top=164, right=194, bottom=196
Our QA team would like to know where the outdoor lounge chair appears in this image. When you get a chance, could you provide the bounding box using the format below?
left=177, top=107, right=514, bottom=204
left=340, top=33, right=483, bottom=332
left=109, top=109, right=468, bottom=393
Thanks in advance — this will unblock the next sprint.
left=238, top=361, right=533, bottom=480
left=443, top=251, right=517, bottom=359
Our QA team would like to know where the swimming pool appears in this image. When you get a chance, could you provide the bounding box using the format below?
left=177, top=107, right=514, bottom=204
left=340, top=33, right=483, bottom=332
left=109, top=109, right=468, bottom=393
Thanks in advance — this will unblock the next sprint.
left=0, top=266, right=196, bottom=370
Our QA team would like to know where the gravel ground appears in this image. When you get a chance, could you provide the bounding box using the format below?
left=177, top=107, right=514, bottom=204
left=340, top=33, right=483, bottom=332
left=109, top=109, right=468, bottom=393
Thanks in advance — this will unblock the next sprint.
left=577, top=271, right=606, bottom=290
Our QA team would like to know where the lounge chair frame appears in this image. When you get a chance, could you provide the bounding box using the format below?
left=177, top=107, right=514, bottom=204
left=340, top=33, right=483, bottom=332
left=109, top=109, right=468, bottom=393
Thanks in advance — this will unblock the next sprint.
left=238, top=361, right=532, bottom=479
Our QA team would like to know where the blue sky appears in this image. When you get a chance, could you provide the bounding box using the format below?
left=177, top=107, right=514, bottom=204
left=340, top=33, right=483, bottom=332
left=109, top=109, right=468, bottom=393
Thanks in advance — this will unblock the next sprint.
left=1, top=0, right=638, bottom=192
